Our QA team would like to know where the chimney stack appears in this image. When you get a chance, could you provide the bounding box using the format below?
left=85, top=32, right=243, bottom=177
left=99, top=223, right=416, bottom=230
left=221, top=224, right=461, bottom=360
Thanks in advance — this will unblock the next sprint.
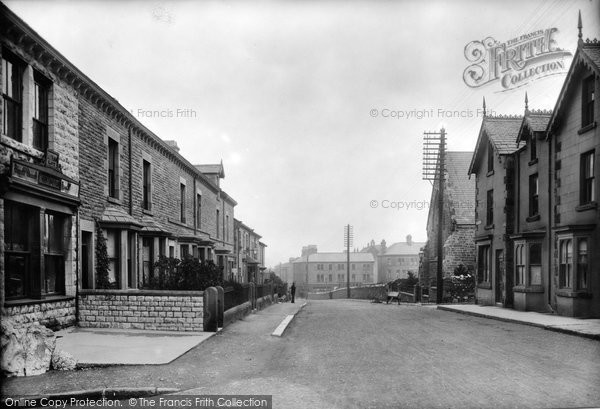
left=164, top=140, right=180, bottom=153
left=406, top=234, right=413, bottom=245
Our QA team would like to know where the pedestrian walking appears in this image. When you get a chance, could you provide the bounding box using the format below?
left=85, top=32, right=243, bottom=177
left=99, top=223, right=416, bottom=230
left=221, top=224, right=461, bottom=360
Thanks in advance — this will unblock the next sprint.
left=291, top=282, right=296, bottom=303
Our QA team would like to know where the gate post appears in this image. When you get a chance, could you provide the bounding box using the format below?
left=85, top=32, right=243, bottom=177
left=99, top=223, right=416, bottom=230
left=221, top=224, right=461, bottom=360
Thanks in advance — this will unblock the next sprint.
left=203, top=287, right=218, bottom=332
left=216, top=286, right=224, bottom=328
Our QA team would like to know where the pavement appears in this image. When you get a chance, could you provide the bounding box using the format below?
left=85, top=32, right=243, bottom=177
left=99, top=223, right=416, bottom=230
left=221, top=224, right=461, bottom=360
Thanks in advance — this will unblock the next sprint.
left=438, top=303, right=600, bottom=340
left=1, top=299, right=307, bottom=400
left=56, top=328, right=215, bottom=366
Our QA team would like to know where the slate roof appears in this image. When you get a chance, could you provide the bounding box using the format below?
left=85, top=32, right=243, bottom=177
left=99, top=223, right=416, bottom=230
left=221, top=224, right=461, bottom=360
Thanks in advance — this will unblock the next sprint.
left=292, top=252, right=375, bottom=263
left=100, top=207, right=142, bottom=227
left=484, top=116, right=524, bottom=154
left=140, top=216, right=172, bottom=235
left=517, top=110, right=553, bottom=143
left=582, top=41, right=600, bottom=68
left=445, top=151, right=476, bottom=225
left=384, top=242, right=426, bottom=256
left=468, top=116, right=523, bottom=174
left=548, top=39, right=600, bottom=135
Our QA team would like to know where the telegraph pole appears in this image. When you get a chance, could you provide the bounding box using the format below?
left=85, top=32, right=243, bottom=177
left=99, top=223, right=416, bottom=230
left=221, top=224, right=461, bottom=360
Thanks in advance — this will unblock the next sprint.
left=344, top=224, right=353, bottom=298
left=422, top=128, right=446, bottom=304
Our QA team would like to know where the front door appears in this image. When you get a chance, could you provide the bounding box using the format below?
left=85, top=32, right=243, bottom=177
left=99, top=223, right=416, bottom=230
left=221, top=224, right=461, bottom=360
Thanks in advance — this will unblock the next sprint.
left=495, top=250, right=504, bottom=304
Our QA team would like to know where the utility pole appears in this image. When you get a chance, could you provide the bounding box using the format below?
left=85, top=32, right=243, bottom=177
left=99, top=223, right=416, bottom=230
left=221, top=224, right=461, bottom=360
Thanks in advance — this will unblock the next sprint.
left=344, top=224, right=353, bottom=298
left=422, top=128, right=446, bottom=304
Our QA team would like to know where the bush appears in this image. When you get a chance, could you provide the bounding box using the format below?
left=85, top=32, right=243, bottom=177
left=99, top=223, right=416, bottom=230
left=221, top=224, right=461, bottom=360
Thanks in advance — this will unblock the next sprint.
left=147, top=256, right=225, bottom=291
left=447, top=264, right=475, bottom=302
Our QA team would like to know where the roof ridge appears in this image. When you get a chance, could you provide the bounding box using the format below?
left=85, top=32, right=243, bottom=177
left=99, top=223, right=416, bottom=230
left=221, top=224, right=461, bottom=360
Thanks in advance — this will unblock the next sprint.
left=486, top=114, right=523, bottom=120
left=583, top=38, right=600, bottom=45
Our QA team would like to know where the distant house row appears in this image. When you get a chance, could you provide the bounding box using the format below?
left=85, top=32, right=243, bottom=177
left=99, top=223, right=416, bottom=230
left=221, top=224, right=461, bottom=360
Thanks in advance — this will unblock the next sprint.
left=273, top=237, right=422, bottom=293
left=0, top=5, right=265, bottom=329
left=421, top=18, right=599, bottom=318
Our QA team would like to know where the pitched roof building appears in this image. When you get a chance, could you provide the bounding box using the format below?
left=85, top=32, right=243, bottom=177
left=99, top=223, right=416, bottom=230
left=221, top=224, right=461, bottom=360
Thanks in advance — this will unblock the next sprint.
left=421, top=151, right=476, bottom=291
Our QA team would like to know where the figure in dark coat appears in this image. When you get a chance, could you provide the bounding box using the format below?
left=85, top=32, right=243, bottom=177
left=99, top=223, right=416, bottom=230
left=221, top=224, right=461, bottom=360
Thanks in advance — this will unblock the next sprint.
left=291, top=282, right=296, bottom=303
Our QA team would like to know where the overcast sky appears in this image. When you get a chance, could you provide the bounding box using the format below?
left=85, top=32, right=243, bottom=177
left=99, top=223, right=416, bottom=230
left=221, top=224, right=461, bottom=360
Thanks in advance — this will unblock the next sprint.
left=5, top=0, right=599, bottom=267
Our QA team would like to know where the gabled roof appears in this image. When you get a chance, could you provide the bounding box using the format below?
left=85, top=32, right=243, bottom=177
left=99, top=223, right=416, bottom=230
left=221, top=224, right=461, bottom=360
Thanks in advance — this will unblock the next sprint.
left=468, top=115, right=523, bottom=174
left=547, top=39, right=600, bottom=137
left=517, top=110, right=553, bottom=143
left=384, top=242, right=425, bottom=256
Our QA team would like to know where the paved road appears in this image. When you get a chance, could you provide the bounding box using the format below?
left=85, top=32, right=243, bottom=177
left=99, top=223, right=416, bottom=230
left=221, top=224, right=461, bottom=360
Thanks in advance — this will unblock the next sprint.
left=3, top=300, right=600, bottom=408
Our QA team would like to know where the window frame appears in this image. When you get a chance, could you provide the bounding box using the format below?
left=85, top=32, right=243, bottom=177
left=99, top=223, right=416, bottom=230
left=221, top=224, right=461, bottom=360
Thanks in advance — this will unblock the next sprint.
left=107, top=138, right=119, bottom=199
left=180, top=183, right=187, bottom=223
left=32, top=70, right=50, bottom=152
left=142, top=160, right=152, bottom=211
left=529, top=173, right=539, bottom=217
left=558, top=234, right=591, bottom=292
left=582, top=75, right=595, bottom=128
left=580, top=150, right=595, bottom=205
left=2, top=50, right=24, bottom=143
left=477, top=244, right=490, bottom=284
left=486, top=189, right=494, bottom=226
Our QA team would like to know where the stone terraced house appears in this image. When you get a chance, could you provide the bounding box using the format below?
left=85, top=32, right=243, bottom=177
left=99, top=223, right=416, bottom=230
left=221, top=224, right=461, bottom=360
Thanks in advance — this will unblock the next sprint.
left=0, top=4, right=261, bottom=330
left=467, top=19, right=600, bottom=317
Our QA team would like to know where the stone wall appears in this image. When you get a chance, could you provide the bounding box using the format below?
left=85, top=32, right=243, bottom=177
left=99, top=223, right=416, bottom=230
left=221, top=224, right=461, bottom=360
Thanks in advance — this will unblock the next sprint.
left=3, top=299, right=76, bottom=331
left=78, top=290, right=203, bottom=332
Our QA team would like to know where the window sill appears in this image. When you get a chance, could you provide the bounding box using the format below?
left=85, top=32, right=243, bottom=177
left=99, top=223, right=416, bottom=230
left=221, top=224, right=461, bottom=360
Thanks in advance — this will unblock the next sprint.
left=168, top=218, right=190, bottom=228
left=486, top=170, right=495, bottom=177
left=477, top=282, right=492, bottom=289
left=513, top=285, right=544, bottom=293
left=107, top=196, right=121, bottom=204
left=556, top=290, right=592, bottom=299
left=484, top=224, right=494, bottom=230
left=4, top=295, right=74, bottom=307
left=577, top=121, right=597, bottom=135
left=528, top=158, right=538, bottom=166
left=142, top=208, right=153, bottom=216
left=575, top=202, right=597, bottom=212
left=526, top=214, right=541, bottom=222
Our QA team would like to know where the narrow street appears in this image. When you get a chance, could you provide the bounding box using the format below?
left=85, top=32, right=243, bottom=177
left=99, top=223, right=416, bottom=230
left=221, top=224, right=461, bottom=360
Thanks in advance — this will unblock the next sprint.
left=3, top=300, right=600, bottom=408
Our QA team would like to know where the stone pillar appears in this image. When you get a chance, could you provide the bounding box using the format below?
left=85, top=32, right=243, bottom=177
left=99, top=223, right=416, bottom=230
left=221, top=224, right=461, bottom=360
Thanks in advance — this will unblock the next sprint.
left=215, top=286, right=224, bottom=328
left=249, top=282, right=256, bottom=310
left=203, top=287, right=218, bottom=332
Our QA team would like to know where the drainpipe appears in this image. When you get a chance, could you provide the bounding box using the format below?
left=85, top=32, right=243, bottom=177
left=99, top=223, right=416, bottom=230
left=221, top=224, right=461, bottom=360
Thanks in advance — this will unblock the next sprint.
left=75, top=209, right=80, bottom=326
left=547, top=132, right=553, bottom=308
left=128, top=127, right=133, bottom=216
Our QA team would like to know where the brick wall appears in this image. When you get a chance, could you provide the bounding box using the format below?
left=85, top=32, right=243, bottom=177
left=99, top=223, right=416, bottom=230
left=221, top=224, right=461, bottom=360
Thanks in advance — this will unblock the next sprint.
left=4, top=299, right=76, bottom=330
left=78, top=290, right=204, bottom=332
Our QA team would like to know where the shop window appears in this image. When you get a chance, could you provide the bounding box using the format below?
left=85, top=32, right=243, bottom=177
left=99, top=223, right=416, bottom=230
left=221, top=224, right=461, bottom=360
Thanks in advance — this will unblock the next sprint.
left=477, top=245, right=490, bottom=283
left=4, top=202, right=34, bottom=298
left=43, top=212, right=65, bottom=294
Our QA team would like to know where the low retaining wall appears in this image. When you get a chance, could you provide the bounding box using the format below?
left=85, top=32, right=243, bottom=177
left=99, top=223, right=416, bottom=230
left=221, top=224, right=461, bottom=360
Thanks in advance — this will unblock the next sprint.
left=78, top=290, right=203, bottom=332
left=222, top=294, right=274, bottom=327
left=3, top=298, right=76, bottom=330
left=308, top=285, right=387, bottom=301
